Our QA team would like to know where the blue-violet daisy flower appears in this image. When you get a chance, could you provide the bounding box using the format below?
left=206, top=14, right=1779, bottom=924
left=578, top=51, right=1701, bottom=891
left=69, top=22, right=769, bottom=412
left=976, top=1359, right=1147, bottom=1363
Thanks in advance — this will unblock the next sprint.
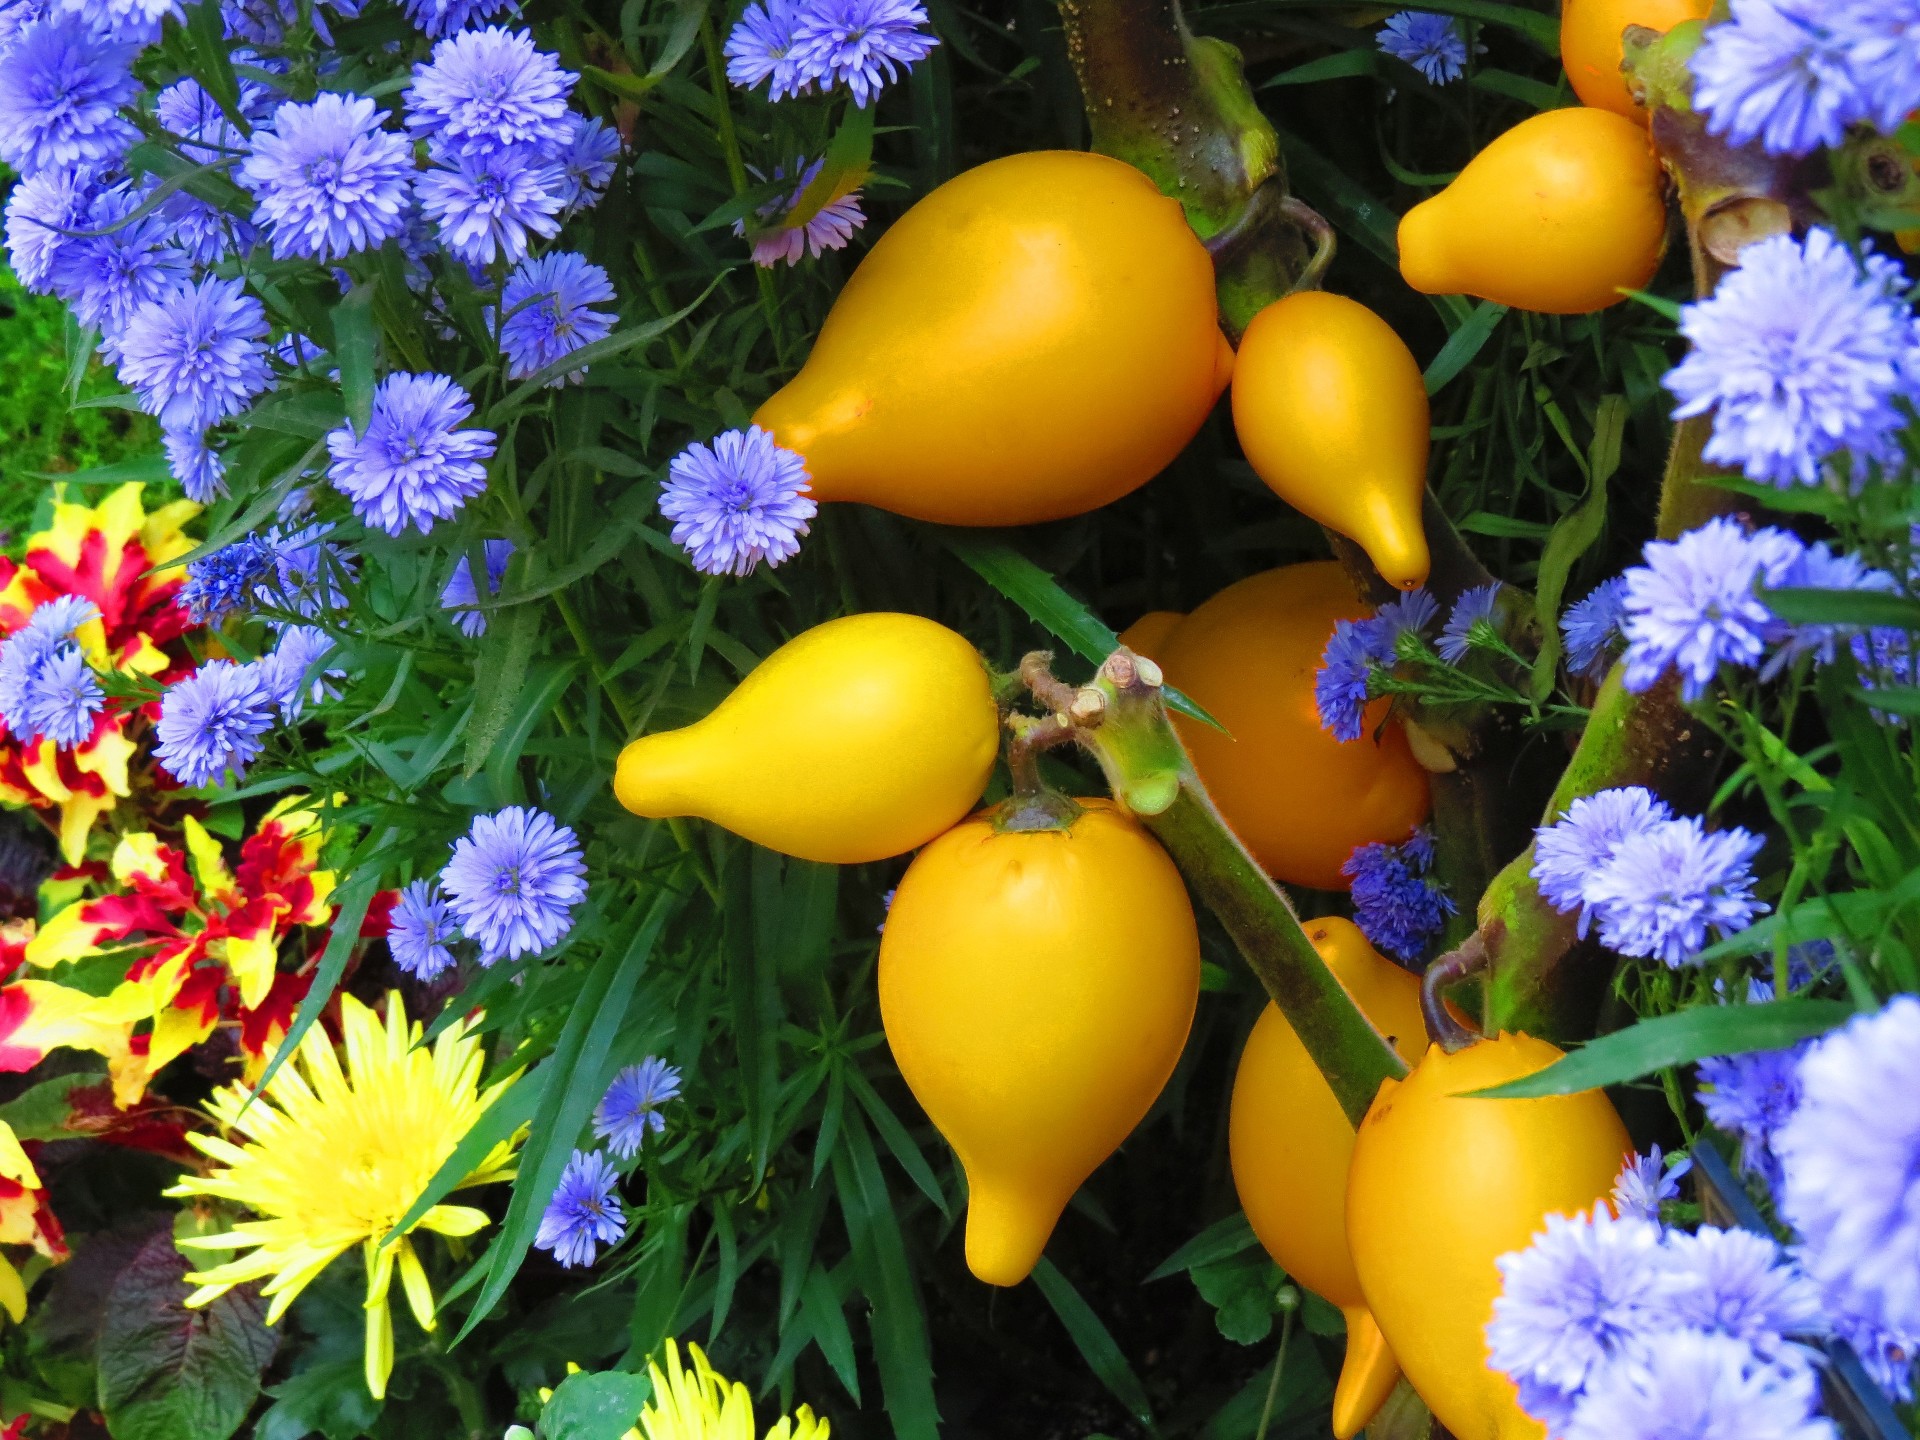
left=736, top=157, right=866, bottom=268
left=725, top=0, right=808, bottom=99
left=1342, top=826, right=1454, bottom=963
left=164, top=427, right=227, bottom=505
left=1532, top=786, right=1674, bottom=930
left=388, top=878, right=457, bottom=980
left=1611, top=1145, right=1690, bottom=1223
left=1563, top=576, right=1629, bottom=682
left=256, top=624, right=338, bottom=719
left=3, top=163, right=94, bottom=293
left=593, top=1058, right=683, bottom=1159
left=1697, top=1045, right=1805, bottom=1191
left=534, top=1149, right=625, bottom=1268
left=788, top=0, right=939, bottom=107
left=153, top=660, right=275, bottom=788
left=115, top=276, right=274, bottom=434
left=326, top=373, right=497, bottom=537
left=1377, top=11, right=1469, bottom=84
left=401, top=0, right=511, bottom=39
left=439, top=805, right=587, bottom=964
left=406, top=27, right=577, bottom=161
left=497, top=252, right=617, bottom=384
left=240, top=92, right=415, bottom=262
left=1585, top=815, right=1766, bottom=966
left=1438, top=581, right=1503, bottom=664
left=180, top=533, right=278, bottom=625
left=1562, top=1329, right=1835, bottom=1440
left=416, top=146, right=564, bottom=267
left=440, top=539, right=514, bottom=637
left=1651, top=1226, right=1823, bottom=1357
left=0, top=16, right=139, bottom=177
left=659, top=426, right=816, bottom=577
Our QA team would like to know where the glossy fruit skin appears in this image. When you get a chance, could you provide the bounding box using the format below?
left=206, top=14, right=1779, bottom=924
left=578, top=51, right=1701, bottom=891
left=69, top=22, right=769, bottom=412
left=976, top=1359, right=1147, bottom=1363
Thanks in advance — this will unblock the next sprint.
left=753, top=150, right=1233, bottom=527
left=1561, top=0, right=1712, bottom=119
left=1347, top=1033, right=1632, bottom=1440
left=1399, top=108, right=1668, bottom=315
left=879, top=800, right=1201, bottom=1285
left=1135, top=563, right=1431, bottom=891
left=613, top=613, right=998, bottom=865
left=1231, top=293, right=1431, bottom=590
left=1229, top=917, right=1426, bottom=1438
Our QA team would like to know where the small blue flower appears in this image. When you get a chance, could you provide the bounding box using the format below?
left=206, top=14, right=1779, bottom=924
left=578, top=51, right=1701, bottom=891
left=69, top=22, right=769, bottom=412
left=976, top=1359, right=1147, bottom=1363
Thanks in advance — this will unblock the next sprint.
left=1828, top=1303, right=1918, bottom=1406
left=592, top=1058, right=683, bottom=1159
left=659, top=426, right=816, bottom=577
left=557, top=115, right=620, bottom=212
left=0, top=599, right=102, bottom=749
left=1562, top=1330, right=1833, bottom=1440
left=1587, top=815, right=1766, bottom=967
left=735, top=157, right=866, bottom=268
left=1343, top=826, right=1454, bottom=963
left=256, top=623, right=338, bottom=719
left=788, top=0, right=939, bottom=107
left=405, top=27, right=578, bottom=162
left=115, top=276, right=274, bottom=434
left=326, top=373, right=497, bottom=537
left=1666, top=230, right=1920, bottom=489
left=1764, top=541, right=1903, bottom=672
left=1532, top=786, right=1674, bottom=933
left=1437, top=581, right=1503, bottom=664
left=1776, top=996, right=1920, bottom=1340
left=1377, top=11, right=1469, bottom=84
left=1314, top=589, right=1436, bottom=741
left=401, top=0, right=510, bottom=39
left=180, top=534, right=279, bottom=625
left=388, top=879, right=457, bottom=980
left=153, top=659, right=275, bottom=789
left=1839, top=0, right=1920, bottom=136
left=266, top=522, right=357, bottom=616
left=3, top=163, right=95, bottom=293
left=50, top=0, right=181, bottom=45
left=439, top=805, right=587, bottom=964
left=726, top=0, right=807, bottom=98
left=1488, top=1205, right=1669, bottom=1431
left=1563, top=576, right=1629, bottom=682
left=0, top=16, right=139, bottom=177
left=47, top=185, right=191, bottom=348
left=534, top=1149, right=626, bottom=1269
left=416, top=145, right=564, bottom=267
left=1697, top=1047, right=1805, bottom=1190
left=1610, top=1145, right=1690, bottom=1223
left=497, top=252, right=617, bottom=384
left=239, top=92, right=415, bottom=262
left=440, top=539, right=514, bottom=637
left=221, top=0, right=363, bottom=46
left=1621, top=518, right=1806, bottom=701
left=1652, top=1226, right=1823, bottom=1356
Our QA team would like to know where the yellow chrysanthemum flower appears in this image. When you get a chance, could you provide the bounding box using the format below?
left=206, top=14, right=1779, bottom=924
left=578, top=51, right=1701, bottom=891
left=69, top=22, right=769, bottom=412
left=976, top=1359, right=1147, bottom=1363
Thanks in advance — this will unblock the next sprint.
left=638, top=1340, right=829, bottom=1440
left=165, top=992, right=520, bottom=1400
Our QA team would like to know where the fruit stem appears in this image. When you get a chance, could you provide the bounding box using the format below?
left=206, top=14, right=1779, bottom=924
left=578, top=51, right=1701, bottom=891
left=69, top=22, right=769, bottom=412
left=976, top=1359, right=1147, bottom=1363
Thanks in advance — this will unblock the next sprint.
left=1422, top=929, right=1489, bottom=1053
left=1024, top=649, right=1410, bottom=1125
left=995, top=714, right=1086, bottom=833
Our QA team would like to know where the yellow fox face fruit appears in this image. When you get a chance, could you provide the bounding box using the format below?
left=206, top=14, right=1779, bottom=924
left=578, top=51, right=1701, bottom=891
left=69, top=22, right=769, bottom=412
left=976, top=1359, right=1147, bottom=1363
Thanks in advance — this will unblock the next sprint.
left=753, top=150, right=1233, bottom=527
left=612, top=612, right=998, bottom=865
left=879, top=800, right=1201, bottom=1285
left=1346, top=1033, right=1631, bottom=1440
left=1398, top=107, right=1668, bottom=314
left=1228, top=917, right=1426, bottom=1437
left=1560, top=0, right=1713, bottom=119
left=1231, top=292, right=1432, bottom=590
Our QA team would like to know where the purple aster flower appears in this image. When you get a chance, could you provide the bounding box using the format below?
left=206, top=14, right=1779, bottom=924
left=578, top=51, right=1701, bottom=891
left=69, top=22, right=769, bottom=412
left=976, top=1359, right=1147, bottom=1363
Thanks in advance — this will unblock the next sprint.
left=401, top=0, right=510, bottom=39
left=1488, top=1206, right=1668, bottom=1431
left=592, top=1058, right=683, bottom=1159
left=0, top=16, right=139, bottom=177
left=1377, top=11, right=1469, bottom=84
left=155, top=76, right=250, bottom=163
left=154, top=659, right=275, bottom=789
left=3, top=163, right=95, bottom=293
left=1665, top=230, right=1920, bottom=488
left=439, top=805, right=587, bottom=964
left=1827, top=1302, right=1917, bottom=1406
left=1621, top=518, right=1807, bottom=701
left=1697, top=1046, right=1806, bottom=1190
left=164, top=426, right=227, bottom=504
left=659, top=426, right=816, bottom=577
left=789, top=0, right=938, bottom=107
left=266, top=522, right=356, bottom=616
left=162, top=189, right=254, bottom=269
left=1651, top=1226, right=1824, bottom=1356
left=180, top=534, right=278, bottom=625
left=1763, top=541, right=1903, bottom=672
left=1313, top=589, right=1436, bottom=741
left=496, top=252, right=617, bottom=384
left=239, top=93, right=415, bottom=262
left=1437, top=581, right=1503, bottom=664
left=115, top=276, right=274, bottom=434
left=1375, top=588, right=1441, bottom=648
left=416, top=145, right=563, bottom=267
left=1612, top=1145, right=1691, bottom=1223
left=1342, top=826, right=1454, bottom=963
left=556, top=115, right=620, bottom=212
left=440, top=538, right=514, bottom=637
left=326, top=373, right=497, bottom=537
left=734, top=157, right=866, bottom=268
left=0, top=598, right=101, bottom=747
left=388, top=878, right=456, bottom=980
left=406, top=27, right=577, bottom=160
left=256, top=623, right=338, bottom=718
left=1532, top=786, right=1674, bottom=932
left=725, top=0, right=808, bottom=99
left=1587, top=815, right=1766, bottom=966
left=535, top=1150, right=625, bottom=1268
left=47, top=185, right=191, bottom=347
left=221, top=0, right=363, bottom=47
left=1776, top=997, right=1920, bottom=1339
left=1565, top=1330, right=1835, bottom=1440
left=1836, top=0, right=1920, bottom=135
left=1564, top=576, right=1629, bottom=682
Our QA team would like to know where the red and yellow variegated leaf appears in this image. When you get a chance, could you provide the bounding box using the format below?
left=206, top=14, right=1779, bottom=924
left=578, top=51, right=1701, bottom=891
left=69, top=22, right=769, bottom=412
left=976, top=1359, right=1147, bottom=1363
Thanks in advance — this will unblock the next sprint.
left=111, top=834, right=197, bottom=912
left=183, top=815, right=238, bottom=908
left=213, top=896, right=289, bottom=1011
left=0, top=981, right=130, bottom=1072
left=25, top=893, right=180, bottom=968
left=238, top=970, right=311, bottom=1082
left=109, top=966, right=222, bottom=1107
left=0, top=922, right=28, bottom=987
left=0, top=1175, right=64, bottom=1263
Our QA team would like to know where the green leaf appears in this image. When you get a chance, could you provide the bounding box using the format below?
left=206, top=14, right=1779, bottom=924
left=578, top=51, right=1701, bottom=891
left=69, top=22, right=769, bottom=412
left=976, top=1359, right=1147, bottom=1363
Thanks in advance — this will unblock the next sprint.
left=1467, top=999, right=1858, bottom=1098
left=1762, top=588, right=1920, bottom=631
left=1422, top=301, right=1507, bottom=395
left=1469, top=68, right=1568, bottom=111
left=97, top=1230, right=278, bottom=1440
left=1261, top=49, right=1380, bottom=88
left=181, top=1, right=246, bottom=127
left=464, top=591, right=542, bottom=778
left=382, top=1067, right=546, bottom=1248
left=0, top=1071, right=94, bottom=1140
left=538, top=1369, right=653, bottom=1440
left=1189, top=1252, right=1281, bottom=1346
left=1144, top=1211, right=1258, bottom=1282
left=330, top=284, right=378, bottom=433
left=255, top=1359, right=382, bottom=1440
left=1531, top=394, right=1624, bottom=700
left=776, top=103, right=875, bottom=232
left=1852, top=685, right=1920, bottom=717
left=1032, top=1258, right=1160, bottom=1432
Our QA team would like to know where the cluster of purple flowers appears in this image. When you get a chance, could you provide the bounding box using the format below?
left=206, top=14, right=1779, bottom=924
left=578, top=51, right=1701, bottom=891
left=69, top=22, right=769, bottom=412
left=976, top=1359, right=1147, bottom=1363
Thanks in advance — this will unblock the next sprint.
left=152, top=622, right=341, bottom=788
left=0, top=596, right=104, bottom=749
left=725, top=0, right=939, bottom=107
left=533, top=1059, right=685, bottom=1269
left=1341, top=826, right=1455, bottom=963
left=1692, top=0, right=1920, bottom=157
left=1532, top=787, right=1765, bottom=966
left=1315, top=583, right=1520, bottom=742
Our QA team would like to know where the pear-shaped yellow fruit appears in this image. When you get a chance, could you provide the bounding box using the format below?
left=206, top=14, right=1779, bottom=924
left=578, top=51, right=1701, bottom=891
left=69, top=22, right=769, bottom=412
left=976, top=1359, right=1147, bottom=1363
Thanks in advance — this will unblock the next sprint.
left=1346, top=1033, right=1631, bottom=1440
left=880, top=800, right=1200, bottom=1285
left=1398, top=108, right=1668, bottom=314
left=1231, top=292, right=1431, bottom=589
left=753, top=150, right=1233, bottom=526
left=1229, top=917, right=1425, bottom=1438
left=613, top=613, right=999, bottom=865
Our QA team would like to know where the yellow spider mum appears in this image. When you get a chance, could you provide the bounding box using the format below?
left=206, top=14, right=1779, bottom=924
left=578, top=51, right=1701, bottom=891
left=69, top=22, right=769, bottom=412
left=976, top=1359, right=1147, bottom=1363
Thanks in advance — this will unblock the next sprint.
left=638, top=1340, right=829, bottom=1440
left=165, top=992, right=520, bottom=1400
